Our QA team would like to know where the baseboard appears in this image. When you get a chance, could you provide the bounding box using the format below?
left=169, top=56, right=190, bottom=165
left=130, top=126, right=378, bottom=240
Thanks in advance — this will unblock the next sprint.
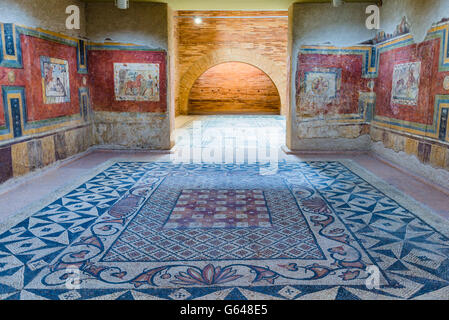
left=281, top=145, right=369, bottom=155
left=370, top=149, right=449, bottom=196
left=90, top=145, right=175, bottom=154
left=0, top=147, right=96, bottom=197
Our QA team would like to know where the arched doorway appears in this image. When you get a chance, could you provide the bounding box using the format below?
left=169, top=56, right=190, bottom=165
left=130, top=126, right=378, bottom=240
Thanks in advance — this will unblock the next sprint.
left=188, top=62, right=281, bottom=115
left=176, top=48, right=287, bottom=116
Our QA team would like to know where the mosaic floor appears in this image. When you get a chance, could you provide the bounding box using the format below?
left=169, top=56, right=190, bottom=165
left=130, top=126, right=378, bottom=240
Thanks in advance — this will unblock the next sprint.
left=0, top=116, right=448, bottom=300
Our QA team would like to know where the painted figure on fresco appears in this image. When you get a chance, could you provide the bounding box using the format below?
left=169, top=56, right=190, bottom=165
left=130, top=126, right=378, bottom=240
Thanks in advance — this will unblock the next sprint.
left=40, top=56, right=71, bottom=104
left=114, top=63, right=160, bottom=102
left=310, top=76, right=330, bottom=96
left=304, top=68, right=341, bottom=103
left=391, top=62, right=421, bottom=106
left=297, top=67, right=342, bottom=117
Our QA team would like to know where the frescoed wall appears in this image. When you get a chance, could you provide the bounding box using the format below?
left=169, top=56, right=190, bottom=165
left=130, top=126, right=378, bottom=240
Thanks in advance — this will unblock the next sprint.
left=88, top=48, right=167, bottom=113
left=86, top=2, right=171, bottom=150
left=288, top=3, right=376, bottom=151
left=0, top=23, right=92, bottom=184
left=289, top=1, right=449, bottom=188
left=292, top=44, right=376, bottom=151
left=289, top=2, right=449, bottom=189
left=295, top=49, right=374, bottom=119
left=87, top=45, right=170, bottom=149
left=370, top=18, right=449, bottom=184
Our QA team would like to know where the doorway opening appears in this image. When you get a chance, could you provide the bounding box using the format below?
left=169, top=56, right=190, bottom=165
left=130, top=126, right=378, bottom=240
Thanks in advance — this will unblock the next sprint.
left=187, top=62, right=281, bottom=115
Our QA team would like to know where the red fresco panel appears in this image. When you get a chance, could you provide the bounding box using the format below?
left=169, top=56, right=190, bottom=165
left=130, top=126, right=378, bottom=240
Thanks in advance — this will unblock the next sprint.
left=296, top=53, right=368, bottom=116
left=20, top=35, right=82, bottom=122
left=374, top=38, right=440, bottom=126
left=88, top=49, right=167, bottom=113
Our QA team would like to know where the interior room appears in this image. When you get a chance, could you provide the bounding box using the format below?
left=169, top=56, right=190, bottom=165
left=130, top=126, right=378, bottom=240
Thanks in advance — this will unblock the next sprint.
left=0, top=0, right=448, bottom=302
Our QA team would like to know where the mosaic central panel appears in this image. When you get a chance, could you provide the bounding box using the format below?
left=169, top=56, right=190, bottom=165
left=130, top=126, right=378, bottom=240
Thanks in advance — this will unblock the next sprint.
left=101, top=172, right=324, bottom=262
left=165, top=189, right=272, bottom=229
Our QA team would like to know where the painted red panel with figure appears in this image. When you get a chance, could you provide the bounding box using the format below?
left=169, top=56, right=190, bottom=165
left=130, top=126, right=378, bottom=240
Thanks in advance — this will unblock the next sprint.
left=374, top=39, right=440, bottom=125
left=88, top=49, right=167, bottom=113
left=296, top=53, right=369, bottom=117
left=20, top=34, right=83, bottom=122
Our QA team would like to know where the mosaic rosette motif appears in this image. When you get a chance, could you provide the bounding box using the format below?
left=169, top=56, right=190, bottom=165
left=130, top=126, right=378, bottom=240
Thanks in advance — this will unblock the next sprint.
left=0, top=161, right=448, bottom=300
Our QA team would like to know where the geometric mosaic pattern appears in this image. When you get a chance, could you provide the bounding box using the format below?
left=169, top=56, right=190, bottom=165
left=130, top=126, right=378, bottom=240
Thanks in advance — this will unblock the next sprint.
left=0, top=161, right=449, bottom=300
left=164, top=189, right=272, bottom=229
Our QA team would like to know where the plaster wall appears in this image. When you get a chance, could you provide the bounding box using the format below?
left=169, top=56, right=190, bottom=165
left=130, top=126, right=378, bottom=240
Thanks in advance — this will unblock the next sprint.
left=368, top=0, right=449, bottom=190
left=86, top=2, right=168, bottom=49
left=288, top=2, right=376, bottom=151
left=381, top=0, right=449, bottom=43
left=0, top=0, right=86, bottom=38
left=86, top=2, right=172, bottom=150
left=0, top=25, right=93, bottom=183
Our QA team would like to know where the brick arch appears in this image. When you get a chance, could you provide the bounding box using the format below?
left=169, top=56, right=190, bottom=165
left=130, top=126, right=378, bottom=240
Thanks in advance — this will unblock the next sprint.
left=178, top=48, right=286, bottom=115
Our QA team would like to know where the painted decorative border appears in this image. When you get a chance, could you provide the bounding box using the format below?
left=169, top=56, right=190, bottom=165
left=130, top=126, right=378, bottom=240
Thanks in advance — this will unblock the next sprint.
left=297, top=21, right=449, bottom=141
left=0, top=23, right=23, bottom=68
left=370, top=22, right=449, bottom=140
left=79, top=87, right=90, bottom=121
left=1, top=23, right=89, bottom=73
left=426, top=22, right=449, bottom=72
left=77, top=39, right=88, bottom=74
left=0, top=85, right=85, bottom=142
left=87, top=42, right=166, bottom=52
left=373, top=95, right=449, bottom=142
left=0, top=23, right=95, bottom=144
left=299, top=45, right=377, bottom=79
left=1, top=86, right=25, bottom=140
left=298, top=22, right=448, bottom=82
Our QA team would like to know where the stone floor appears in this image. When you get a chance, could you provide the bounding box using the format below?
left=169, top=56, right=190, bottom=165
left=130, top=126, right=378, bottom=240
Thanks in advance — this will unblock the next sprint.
left=0, top=115, right=447, bottom=223
left=1, top=115, right=449, bottom=300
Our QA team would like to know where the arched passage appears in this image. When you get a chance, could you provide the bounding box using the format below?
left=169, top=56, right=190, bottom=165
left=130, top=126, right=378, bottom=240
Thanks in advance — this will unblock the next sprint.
left=177, top=48, right=287, bottom=116
left=188, top=62, right=281, bottom=115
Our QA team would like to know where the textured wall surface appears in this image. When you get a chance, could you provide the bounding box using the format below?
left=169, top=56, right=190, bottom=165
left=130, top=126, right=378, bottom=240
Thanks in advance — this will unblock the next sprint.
left=188, top=62, right=281, bottom=115
left=86, top=2, right=168, bottom=49
left=0, top=0, right=86, bottom=38
left=20, top=36, right=83, bottom=121
left=175, top=10, right=288, bottom=115
left=93, top=111, right=169, bottom=149
left=374, top=39, right=440, bottom=125
left=381, top=0, right=449, bottom=43
left=296, top=52, right=370, bottom=118
left=288, top=1, right=449, bottom=189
